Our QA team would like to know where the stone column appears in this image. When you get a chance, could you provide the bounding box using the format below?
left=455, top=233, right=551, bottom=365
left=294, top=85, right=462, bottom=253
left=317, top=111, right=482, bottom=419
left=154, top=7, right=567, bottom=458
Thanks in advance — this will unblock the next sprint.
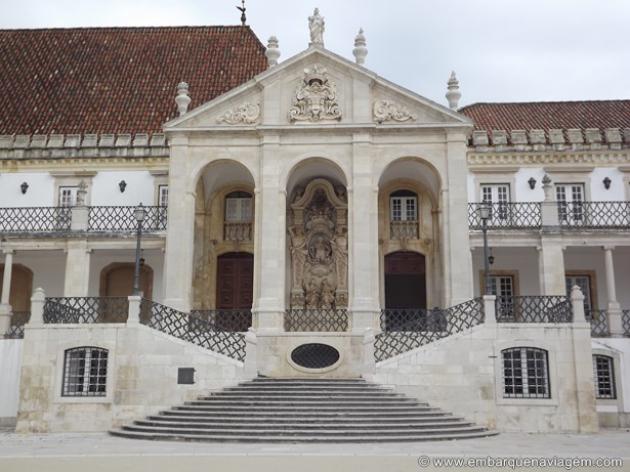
left=29, top=287, right=46, bottom=326
left=163, top=135, right=196, bottom=311
left=63, top=241, right=91, bottom=296
left=126, top=295, right=142, bottom=325
left=444, top=131, right=473, bottom=305
left=538, top=237, right=566, bottom=295
left=0, top=249, right=14, bottom=332
left=541, top=174, right=559, bottom=227
left=603, top=245, right=623, bottom=336
left=253, top=134, right=286, bottom=332
left=349, top=132, right=380, bottom=332
left=483, top=294, right=497, bottom=325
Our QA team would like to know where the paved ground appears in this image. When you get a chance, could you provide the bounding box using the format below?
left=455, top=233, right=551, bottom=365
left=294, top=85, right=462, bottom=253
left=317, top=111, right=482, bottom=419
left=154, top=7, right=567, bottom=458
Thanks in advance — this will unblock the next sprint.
left=0, top=429, right=628, bottom=471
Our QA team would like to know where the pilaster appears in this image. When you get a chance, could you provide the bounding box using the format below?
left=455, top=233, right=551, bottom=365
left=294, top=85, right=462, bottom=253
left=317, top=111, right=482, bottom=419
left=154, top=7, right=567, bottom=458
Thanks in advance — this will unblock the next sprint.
left=538, top=237, right=566, bottom=295
left=0, top=249, right=14, bottom=332
left=63, top=241, right=91, bottom=296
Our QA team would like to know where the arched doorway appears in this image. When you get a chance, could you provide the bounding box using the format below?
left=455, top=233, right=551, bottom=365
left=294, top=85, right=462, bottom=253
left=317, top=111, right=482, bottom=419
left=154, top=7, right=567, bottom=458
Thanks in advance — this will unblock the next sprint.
left=216, top=252, right=253, bottom=310
left=0, top=264, right=33, bottom=326
left=99, top=263, right=153, bottom=322
left=384, top=251, right=426, bottom=309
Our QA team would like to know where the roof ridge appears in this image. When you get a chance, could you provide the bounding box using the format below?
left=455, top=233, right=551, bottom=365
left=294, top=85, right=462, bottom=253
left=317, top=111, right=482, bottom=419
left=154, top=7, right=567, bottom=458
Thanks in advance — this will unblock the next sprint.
left=0, top=25, right=251, bottom=32
left=461, top=99, right=630, bottom=109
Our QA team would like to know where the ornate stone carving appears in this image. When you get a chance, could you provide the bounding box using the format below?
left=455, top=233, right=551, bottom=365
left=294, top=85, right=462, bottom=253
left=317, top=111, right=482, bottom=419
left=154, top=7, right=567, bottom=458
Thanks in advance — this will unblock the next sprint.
left=288, top=65, right=341, bottom=123
left=308, top=8, right=325, bottom=46
left=288, top=179, right=348, bottom=309
left=216, top=103, right=260, bottom=125
left=373, top=99, right=417, bottom=124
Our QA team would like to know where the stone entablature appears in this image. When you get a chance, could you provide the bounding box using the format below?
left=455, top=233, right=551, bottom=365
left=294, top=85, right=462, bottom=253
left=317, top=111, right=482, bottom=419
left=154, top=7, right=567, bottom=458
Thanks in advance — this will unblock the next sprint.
left=0, top=133, right=169, bottom=160
left=469, top=128, right=630, bottom=152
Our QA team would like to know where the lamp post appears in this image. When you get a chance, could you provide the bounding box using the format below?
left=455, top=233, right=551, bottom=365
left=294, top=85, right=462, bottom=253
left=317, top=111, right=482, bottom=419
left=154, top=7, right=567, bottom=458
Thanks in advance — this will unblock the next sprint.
left=479, top=203, right=492, bottom=295
left=132, top=204, right=146, bottom=296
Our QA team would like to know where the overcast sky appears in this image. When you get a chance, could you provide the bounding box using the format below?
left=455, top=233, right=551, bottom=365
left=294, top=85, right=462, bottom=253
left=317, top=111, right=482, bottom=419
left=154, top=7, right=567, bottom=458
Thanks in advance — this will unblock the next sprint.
left=2, top=0, right=628, bottom=106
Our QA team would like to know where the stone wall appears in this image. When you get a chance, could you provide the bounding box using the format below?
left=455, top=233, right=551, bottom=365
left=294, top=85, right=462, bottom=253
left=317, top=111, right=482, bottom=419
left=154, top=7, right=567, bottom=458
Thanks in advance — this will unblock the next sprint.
left=0, top=339, right=22, bottom=426
left=16, top=323, right=245, bottom=433
left=374, top=322, right=598, bottom=433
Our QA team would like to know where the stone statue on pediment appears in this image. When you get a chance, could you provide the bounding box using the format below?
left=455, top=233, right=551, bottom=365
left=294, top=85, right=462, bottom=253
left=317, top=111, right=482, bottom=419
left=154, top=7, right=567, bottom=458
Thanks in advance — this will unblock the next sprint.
left=308, top=8, right=325, bottom=46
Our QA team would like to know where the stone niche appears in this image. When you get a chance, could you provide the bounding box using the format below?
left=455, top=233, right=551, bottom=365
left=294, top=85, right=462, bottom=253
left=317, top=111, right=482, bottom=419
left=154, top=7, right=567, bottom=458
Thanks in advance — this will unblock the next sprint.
left=288, top=178, right=348, bottom=309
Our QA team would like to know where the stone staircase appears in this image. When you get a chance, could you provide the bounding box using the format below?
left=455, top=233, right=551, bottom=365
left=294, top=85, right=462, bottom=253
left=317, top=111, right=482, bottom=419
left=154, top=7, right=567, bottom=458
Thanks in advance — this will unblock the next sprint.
left=110, top=377, right=497, bottom=442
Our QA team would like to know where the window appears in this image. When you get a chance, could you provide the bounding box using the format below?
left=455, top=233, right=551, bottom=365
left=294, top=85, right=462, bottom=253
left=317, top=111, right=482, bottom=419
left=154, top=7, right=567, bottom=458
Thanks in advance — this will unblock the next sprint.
left=62, top=347, right=108, bottom=397
left=58, top=186, right=78, bottom=207
left=502, top=347, right=550, bottom=399
left=593, top=355, right=616, bottom=399
left=481, top=184, right=510, bottom=221
left=158, top=185, right=169, bottom=207
left=565, top=274, right=593, bottom=313
left=225, top=191, right=253, bottom=222
left=390, top=190, right=417, bottom=222
left=556, top=183, right=585, bottom=223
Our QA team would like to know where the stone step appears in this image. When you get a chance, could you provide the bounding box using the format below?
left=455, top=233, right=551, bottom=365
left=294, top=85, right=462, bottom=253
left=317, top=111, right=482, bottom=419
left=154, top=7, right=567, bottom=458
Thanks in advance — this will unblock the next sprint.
left=148, top=414, right=462, bottom=424
left=135, top=419, right=474, bottom=429
left=159, top=410, right=450, bottom=418
left=189, top=396, right=416, bottom=404
left=110, top=428, right=498, bottom=443
left=210, top=389, right=398, bottom=396
left=120, top=424, right=487, bottom=436
left=173, top=405, right=438, bottom=413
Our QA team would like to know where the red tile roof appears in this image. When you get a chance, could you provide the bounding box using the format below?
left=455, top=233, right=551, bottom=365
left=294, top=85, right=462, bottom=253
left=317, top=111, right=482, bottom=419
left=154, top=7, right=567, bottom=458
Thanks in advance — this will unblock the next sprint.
left=0, top=26, right=267, bottom=135
left=459, top=100, right=630, bottom=132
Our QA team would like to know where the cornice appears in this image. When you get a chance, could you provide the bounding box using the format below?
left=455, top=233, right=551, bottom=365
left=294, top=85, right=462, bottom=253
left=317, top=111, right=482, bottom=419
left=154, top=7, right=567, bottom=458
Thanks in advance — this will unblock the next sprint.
left=467, top=149, right=630, bottom=167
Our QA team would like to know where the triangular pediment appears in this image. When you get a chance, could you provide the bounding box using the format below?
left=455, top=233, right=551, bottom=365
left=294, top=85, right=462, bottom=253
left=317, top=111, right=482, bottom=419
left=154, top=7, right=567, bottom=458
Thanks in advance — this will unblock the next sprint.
left=164, top=46, right=471, bottom=130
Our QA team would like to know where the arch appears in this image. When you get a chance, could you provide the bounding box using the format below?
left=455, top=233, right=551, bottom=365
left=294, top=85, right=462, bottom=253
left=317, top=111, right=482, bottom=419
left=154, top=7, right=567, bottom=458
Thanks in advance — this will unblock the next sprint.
left=0, top=263, right=33, bottom=315
left=377, top=156, right=443, bottom=203
left=191, top=158, right=257, bottom=202
left=99, top=262, right=153, bottom=299
left=283, top=156, right=349, bottom=197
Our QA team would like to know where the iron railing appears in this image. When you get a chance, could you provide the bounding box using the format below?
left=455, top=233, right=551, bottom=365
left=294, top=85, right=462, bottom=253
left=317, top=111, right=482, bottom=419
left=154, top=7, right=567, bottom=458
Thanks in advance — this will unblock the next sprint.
left=284, top=308, right=349, bottom=332
left=141, top=299, right=246, bottom=361
left=3, top=323, right=25, bottom=339
left=88, top=206, right=167, bottom=232
left=389, top=220, right=419, bottom=239
left=468, top=202, right=542, bottom=230
left=0, top=207, right=72, bottom=233
left=189, top=309, right=252, bottom=332
left=587, top=309, right=610, bottom=337
left=223, top=222, right=253, bottom=241
left=43, top=297, right=129, bottom=324
left=374, top=298, right=484, bottom=362
left=623, top=310, right=630, bottom=337
left=558, top=201, right=630, bottom=229
left=495, top=296, right=572, bottom=323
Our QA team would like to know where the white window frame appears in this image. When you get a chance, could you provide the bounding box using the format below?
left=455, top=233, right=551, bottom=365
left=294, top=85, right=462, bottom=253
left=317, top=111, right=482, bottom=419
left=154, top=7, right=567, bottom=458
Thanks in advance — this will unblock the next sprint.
left=565, top=274, right=593, bottom=313
left=225, top=194, right=253, bottom=223
left=556, top=182, right=586, bottom=224
left=158, top=185, right=169, bottom=207
left=389, top=196, right=417, bottom=222
left=592, top=354, right=616, bottom=400
left=501, top=347, right=550, bottom=399
left=58, top=186, right=79, bottom=207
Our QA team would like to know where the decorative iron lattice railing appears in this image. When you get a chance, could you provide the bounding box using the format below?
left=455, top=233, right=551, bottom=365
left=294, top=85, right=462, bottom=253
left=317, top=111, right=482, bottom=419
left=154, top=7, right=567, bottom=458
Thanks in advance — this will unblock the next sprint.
left=623, top=310, right=630, bottom=337
left=88, top=206, right=167, bottom=232
left=3, top=323, right=25, bottom=339
left=495, top=296, right=572, bottom=323
left=43, top=297, right=129, bottom=324
left=0, top=207, right=72, bottom=233
left=284, top=308, right=349, bottom=332
left=468, top=202, right=542, bottom=230
left=374, top=298, right=484, bottom=362
left=558, top=201, right=630, bottom=229
left=189, top=309, right=252, bottom=332
left=223, top=222, right=253, bottom=241
left=587, top=309, right=610, bottom=337
left=389, top=220, right=419, bottom=239
left=141, top=299, right=246, bottom=361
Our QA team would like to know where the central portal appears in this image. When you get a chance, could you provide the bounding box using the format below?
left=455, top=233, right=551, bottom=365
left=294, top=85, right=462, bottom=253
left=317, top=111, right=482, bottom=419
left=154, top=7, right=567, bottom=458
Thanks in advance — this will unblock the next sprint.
left=384, top=251, right=426, bottom=309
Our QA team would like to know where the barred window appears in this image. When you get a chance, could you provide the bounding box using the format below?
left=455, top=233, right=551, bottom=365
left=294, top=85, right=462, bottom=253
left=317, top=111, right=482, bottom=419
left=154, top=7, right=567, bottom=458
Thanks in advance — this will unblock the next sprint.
left=502, top=347, right=550, bottom=399
left=593, top=355, right=616, bottom=399
left=62, top=347, right=108, bottom=397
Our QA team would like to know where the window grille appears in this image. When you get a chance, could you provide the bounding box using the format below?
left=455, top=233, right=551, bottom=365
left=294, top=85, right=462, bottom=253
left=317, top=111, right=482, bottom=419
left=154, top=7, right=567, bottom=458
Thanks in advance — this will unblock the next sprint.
left=592, top=355, right=616, bottom=399
left=502, top=347, right=550, bottom=399
left=62, top=347, right=108, bottom=397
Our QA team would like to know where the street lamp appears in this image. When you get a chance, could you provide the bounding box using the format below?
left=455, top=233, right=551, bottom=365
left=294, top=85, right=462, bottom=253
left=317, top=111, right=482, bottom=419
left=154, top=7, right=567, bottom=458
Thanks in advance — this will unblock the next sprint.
left=479, top=203, right=492, bottom=295
left=132, top=203, right=146, bottom=296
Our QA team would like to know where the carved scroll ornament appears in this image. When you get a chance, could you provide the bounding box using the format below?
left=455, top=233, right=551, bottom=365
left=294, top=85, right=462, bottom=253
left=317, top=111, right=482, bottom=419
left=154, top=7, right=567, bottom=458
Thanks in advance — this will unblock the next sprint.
left=373, top=99, right=417, bottom=124
left=217, top=103, right=260, bottom=125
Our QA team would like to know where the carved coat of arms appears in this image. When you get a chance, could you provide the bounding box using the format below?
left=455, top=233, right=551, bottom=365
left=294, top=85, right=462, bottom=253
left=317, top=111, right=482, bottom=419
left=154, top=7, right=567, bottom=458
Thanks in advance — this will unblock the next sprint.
left=288, top=65, right=342, bottom=122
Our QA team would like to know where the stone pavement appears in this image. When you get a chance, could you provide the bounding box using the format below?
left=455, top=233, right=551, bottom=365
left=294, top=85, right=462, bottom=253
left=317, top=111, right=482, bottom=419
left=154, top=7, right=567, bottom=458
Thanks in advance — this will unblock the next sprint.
left=0, top=430, right=628, bottom=471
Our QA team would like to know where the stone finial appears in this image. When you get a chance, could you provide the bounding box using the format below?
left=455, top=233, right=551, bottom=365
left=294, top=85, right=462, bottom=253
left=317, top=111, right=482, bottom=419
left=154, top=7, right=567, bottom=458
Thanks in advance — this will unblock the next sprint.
left=445, top=71, right=461, bottom=110
left=175, top=82, right=191, bottom=116
left=353, top=28, right=368, bottom=65
left=265, top=36, right=281, bottom=67
left=308, top=8, right=325, bottom=46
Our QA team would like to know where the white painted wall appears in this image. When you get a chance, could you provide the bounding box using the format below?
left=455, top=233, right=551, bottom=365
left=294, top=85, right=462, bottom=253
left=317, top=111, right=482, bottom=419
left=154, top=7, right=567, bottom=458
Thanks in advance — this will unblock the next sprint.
left=590, top=167, right=625, bottom=201
left=0, top=339, right=23, bottom=421
left=514, top=167, right=546, bottom=202
left=10, top=251, right=66, bottom=298
left=471, top=247, right=540, bottom=296
left=0, top=172, right=55, bottom=207
left=91, top=171, right=156, bottom=206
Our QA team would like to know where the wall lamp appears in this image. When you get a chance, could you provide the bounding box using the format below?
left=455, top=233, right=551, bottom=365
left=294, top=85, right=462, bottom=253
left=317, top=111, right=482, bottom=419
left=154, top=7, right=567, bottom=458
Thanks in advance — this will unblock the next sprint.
left=119, top=180, right=127, bottom=193
left=603, top=177, right=611, bottom=190
left=528, top=177, right=537, bottom=190
left=20, top=182, right=29, bottom=194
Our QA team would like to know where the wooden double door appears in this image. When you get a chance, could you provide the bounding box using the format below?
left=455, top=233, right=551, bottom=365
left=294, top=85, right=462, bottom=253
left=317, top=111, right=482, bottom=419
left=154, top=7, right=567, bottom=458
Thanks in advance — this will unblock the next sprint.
left=216, top=252, right=254, bottom=310
left=384, top=251, right=427, bottom=309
